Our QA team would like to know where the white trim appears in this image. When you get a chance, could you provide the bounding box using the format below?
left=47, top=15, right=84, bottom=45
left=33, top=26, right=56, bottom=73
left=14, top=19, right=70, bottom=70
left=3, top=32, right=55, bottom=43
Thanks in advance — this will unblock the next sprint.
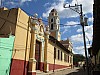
left=28, top=71, right=36, bottom=72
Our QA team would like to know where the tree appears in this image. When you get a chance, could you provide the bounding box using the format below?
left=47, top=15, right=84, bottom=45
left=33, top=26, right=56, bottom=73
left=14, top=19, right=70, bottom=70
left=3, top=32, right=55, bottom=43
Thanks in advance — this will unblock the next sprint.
left=73, top=54, right=85, bottom=66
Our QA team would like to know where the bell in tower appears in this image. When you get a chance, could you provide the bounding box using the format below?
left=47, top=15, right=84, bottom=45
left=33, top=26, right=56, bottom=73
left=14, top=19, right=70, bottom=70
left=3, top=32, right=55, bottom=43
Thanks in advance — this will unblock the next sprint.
left=48, top=9, right=61, bottom=41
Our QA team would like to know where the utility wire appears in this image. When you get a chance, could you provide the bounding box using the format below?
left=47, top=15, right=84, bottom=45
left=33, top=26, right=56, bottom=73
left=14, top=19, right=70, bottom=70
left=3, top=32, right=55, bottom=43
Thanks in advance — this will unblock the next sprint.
left=0, top=8, right=81, bottom=34
left=21, top=8, right=81, bottom=27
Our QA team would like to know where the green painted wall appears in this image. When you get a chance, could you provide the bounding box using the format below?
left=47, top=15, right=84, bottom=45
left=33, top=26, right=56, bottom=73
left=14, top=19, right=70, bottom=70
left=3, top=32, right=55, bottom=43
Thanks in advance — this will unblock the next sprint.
left=0, top=35, right=15, bottom=75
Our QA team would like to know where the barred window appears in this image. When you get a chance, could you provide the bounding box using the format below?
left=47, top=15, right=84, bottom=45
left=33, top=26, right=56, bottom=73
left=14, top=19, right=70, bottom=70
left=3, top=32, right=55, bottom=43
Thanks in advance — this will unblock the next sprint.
left=58, top=50, right=60, bottom=60
left=61, top=51, right=62, bottom=60
left=54, top=47, right=56, bottom=59
left=68, top=55, right=69, bottom=63
left=64, top=53, right=67, bottom=62
left=51, top=24, right=53, bottom=30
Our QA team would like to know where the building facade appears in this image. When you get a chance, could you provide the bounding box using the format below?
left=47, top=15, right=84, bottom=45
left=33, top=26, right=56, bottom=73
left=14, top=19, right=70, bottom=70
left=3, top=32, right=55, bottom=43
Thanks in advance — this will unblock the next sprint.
left=91, top=0, right=100, bottom=65
left=0, top=7, right=73, bottom=75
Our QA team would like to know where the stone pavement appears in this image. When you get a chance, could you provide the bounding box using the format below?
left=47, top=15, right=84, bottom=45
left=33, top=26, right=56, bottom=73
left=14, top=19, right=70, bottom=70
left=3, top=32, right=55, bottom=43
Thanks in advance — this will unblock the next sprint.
left=36, top=67, right=87, bottom=75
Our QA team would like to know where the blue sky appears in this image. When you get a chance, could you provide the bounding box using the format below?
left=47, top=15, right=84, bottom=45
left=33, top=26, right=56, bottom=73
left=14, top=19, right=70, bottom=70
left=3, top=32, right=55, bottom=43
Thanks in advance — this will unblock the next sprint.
left=0, top=0, right=93, bottom=56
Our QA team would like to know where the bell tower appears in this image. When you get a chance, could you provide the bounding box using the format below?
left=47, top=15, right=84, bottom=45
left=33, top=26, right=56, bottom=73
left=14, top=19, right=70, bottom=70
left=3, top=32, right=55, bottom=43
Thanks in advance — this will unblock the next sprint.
left=48, top=9, right=61, bottom=41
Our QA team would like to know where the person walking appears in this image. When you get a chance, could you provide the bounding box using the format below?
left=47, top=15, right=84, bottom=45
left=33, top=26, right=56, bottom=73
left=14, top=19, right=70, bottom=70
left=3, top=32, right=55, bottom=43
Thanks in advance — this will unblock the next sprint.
left=83, top=64, right=85, bottom=71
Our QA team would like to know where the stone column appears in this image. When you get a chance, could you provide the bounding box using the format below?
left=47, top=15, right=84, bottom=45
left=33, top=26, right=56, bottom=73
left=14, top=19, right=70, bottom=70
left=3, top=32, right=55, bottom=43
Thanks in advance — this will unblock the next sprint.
left=44, top=27, right=49, bottom=72
left=28, top=25, right=37, bottom=75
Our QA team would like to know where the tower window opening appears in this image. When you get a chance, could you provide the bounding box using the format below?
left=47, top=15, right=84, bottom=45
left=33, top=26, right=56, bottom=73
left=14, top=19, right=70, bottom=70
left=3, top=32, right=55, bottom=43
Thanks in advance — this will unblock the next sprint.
left=51, top=24, right=53, bottom=30
left=52, top=13, right=54, bottom=15
left=55, top=13, right=57, bottom=15
left=51, top=18, right=53, bottom=22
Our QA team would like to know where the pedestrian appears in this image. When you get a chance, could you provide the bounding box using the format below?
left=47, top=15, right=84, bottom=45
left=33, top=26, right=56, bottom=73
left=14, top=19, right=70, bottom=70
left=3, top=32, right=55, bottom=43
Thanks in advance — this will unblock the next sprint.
left=83, top=64, right=85, bottom=71
left=71, top=64, right=72, bottom=69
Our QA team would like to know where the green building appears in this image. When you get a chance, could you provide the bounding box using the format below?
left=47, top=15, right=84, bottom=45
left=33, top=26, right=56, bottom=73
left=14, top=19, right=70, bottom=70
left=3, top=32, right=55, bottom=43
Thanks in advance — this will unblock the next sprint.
left=0, top=35, right=15, bottom=75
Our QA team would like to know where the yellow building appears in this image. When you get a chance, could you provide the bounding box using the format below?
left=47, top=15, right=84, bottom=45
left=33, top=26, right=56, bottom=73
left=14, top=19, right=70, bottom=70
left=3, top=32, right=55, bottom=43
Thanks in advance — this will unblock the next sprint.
left=0, top=7, right=73, bottom=75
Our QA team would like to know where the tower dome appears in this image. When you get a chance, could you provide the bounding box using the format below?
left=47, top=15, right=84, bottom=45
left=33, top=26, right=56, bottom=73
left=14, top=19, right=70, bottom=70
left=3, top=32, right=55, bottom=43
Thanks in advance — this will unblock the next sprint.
left=51, top=9, right=57, bottom=13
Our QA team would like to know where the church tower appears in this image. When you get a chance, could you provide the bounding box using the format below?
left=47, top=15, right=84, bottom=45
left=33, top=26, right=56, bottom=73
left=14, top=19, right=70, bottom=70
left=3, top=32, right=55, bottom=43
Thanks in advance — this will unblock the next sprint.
left=48, top=9, right=61, bottom=41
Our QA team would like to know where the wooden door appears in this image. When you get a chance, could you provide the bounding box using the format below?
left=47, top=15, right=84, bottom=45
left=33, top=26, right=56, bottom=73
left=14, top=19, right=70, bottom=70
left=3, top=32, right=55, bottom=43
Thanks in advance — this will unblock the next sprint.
left=35, top=41, right=41, bottom=70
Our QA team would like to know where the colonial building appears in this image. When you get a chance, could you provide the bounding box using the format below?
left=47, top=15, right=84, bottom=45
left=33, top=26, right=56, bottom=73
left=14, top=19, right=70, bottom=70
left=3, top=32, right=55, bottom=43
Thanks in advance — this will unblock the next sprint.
left=0, top=7, right=73, bottom=75
left=48, top=9, right=61, bottom=41
left=91, top=0, right=100, bottom=65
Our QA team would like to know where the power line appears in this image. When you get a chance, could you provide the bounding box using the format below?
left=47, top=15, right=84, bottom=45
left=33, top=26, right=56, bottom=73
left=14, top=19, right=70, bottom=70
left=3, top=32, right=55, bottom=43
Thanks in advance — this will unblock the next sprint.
left=0, top=8, right=81, bottom=35
left=21, top=8, right=81, bottom=27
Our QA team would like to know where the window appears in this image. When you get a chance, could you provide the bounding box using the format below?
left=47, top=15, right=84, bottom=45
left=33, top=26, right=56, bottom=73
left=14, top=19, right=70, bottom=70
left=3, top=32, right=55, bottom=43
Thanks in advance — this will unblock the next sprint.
left=61, top=51, right=62, bottom=60
left=68, top=55, right=69, bottom=63
left=55, top=13, right=56, bottom=15
left=54, top=47, right=56, bottom=59
left=51, top=24, right=53, bottom=30
left=58, top=50, right=60, bottom=60
left=51, top=18, right=53, bottom=22
left=70, top=57, right=72, bottom=63
left=64, top=53, right=67, bottom=62
left=66, top=55, right=68, bottom=62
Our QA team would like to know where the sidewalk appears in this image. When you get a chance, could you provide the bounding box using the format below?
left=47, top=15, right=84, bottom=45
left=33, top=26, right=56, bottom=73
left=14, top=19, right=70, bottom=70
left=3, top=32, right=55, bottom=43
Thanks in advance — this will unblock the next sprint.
left=65, top=68, right=87, bottom=75
left=49, top=67, right=81, bottom=75
left=36, top=67, right=84, bottom=75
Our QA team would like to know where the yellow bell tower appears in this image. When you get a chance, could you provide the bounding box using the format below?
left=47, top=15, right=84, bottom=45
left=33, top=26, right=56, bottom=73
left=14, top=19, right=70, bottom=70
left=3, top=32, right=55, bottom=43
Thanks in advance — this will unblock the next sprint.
left=48, top=9, right=61, bottom=41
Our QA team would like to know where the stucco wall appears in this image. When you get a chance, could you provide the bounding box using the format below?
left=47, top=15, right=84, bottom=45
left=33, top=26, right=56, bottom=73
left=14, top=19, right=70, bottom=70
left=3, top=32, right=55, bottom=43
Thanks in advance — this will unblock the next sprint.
left=0, top=35, right=15, bottom=75
left=13, top=8, right=31, bottom=61
left=10, top=8, right=32, bottom=75
left=47, top=40, right=72, bottom=71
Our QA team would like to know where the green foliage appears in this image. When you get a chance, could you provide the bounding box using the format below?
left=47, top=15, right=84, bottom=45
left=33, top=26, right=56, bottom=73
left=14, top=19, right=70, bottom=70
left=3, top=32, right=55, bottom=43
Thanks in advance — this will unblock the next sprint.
left=73, top=54, right=85, bottom=64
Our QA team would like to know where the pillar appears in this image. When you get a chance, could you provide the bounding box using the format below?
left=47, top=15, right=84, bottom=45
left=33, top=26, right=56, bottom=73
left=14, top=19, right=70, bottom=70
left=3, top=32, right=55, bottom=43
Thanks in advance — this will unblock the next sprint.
left=44, top=30, right=49, bottom=72
left=28, top=26, right=36, bottom=75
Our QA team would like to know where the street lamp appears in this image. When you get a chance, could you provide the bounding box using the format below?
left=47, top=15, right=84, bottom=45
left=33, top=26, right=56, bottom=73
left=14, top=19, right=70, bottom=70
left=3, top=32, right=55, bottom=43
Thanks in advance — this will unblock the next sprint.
left=63, top=3, right=89, bottom=75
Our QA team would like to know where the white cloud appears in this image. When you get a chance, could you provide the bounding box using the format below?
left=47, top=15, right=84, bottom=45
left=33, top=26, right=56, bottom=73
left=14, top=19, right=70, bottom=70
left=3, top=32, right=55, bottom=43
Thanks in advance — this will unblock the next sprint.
left=88, top=17, right=93, bottom=22
left=74, top=46, right=84, bottom=50
left=66, top=21, right=79, bottom=26
left=61, top=21, right=79, bottom=29
left=77, top=25, right=93, bottom=33
left=1, top=0, right=33, bottom=8
left=74, top=46, right=85, bottom=56
left=44, top=2, right=51, bottom=7
left=43, top=0, right=93, bottom=18
left=61, top=21, right=79, bottom=35
left=70, top=25, right=93, bottom=55
left=70, top=34, right=83, bottom=43
left=61, top=29, right=68, bottom=35
left=77, top=25, right=93, bottom=41
left=77, top=28, right=82, bottom=33
left=21, top=0, right=32, bottom=3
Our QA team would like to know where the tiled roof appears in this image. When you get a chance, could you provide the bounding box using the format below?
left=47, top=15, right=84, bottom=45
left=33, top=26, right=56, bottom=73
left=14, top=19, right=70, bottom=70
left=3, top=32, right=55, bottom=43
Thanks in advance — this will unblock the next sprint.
left=49, top=36, right=72, bottom=54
